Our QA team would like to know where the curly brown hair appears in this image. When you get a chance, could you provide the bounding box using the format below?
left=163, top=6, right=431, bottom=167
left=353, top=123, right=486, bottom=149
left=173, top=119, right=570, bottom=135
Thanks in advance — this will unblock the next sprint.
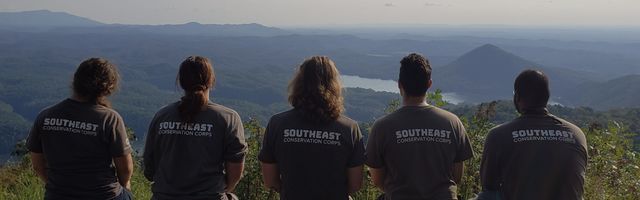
left=288, top=56, right=344, bottom=124
left=72, top=58, right=119, bottom=108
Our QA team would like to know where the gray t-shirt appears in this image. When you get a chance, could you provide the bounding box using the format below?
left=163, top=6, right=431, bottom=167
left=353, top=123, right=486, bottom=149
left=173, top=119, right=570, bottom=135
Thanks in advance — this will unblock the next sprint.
left=258, top=109, right=366, bottom=200
left=366, top=105, right=473, bottom=200
left=480, top=108, right=588, bottom=200
left=143, top=101, right=247, bottom=200
left=27, top=98, right=132, bottom=200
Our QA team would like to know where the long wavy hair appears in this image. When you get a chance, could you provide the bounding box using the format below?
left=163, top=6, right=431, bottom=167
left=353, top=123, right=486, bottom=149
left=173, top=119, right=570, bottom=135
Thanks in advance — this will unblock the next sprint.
left=72, top=58, right=119, bottom=108
left=177, top=56, right=215, bottom=122
left=288, top=56, right=344, bottom=124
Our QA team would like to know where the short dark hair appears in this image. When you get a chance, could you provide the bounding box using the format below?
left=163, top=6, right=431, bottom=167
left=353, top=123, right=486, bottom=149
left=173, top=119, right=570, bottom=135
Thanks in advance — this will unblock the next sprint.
left=514, top=69, right=550, bottom=107
left=399, top=53, right=432, bottom=97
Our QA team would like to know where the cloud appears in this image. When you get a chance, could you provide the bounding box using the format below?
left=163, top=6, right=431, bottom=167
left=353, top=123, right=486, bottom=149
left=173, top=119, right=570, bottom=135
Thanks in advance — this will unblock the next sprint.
left=384, top=3, right=395, bottom=7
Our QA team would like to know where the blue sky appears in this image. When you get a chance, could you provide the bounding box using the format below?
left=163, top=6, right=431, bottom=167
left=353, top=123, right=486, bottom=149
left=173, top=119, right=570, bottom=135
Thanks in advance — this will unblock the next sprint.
left=1, top=0, right=638, bottom=26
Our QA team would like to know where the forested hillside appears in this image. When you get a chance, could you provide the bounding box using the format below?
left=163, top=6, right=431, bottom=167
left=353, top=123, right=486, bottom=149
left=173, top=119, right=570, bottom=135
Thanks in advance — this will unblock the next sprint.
left=0, top=101, right=29, bottom=157
left=1, top=10, right=640, bottom=162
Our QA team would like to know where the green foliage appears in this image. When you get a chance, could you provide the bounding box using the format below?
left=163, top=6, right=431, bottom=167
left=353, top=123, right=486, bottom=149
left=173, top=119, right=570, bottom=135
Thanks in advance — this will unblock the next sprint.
left=427, top=89, right=448, bottom=108
left=0, top=101, right=30, bottom=156
left=1, top=99, right=639, bottom=200
left=0, top=156, right=44, bottom=200
left=457, top=102, right=499, bottom=199
left=235, top=118, right=278, bottom=200
left=584, top=122, right=640, bottom=199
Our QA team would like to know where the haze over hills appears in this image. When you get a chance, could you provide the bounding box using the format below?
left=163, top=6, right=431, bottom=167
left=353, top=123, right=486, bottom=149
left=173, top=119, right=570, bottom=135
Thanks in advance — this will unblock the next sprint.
left=568, top=75, right=640, bottom=109
left=0, top=10, right=639, bottom=159
left=0, top=10, right=103, bottom=27
left=0, top=10, right=289, bottom=37
left=434, top=44, right=602, bottom=104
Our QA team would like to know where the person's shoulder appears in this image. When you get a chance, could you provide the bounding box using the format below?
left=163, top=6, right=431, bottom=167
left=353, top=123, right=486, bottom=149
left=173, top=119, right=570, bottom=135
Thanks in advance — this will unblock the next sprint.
left=149, top=102, right=179, bottom=119
left=37, top=100, right=65, bottom=115
left=484, top=122, right=516, bottom=144
left=488, top=122, right=512, bottom=135
left=207, top=102, right=240, bottom=117
left=266, top=109, right=298, bottom=125
left=207, top=102, right=238, bottom=115
left=272, top=109, right=296, bottom=119
left=429, top=106, right=463, bottom=122
left=550, top=115, right=584, bottom=133
left=336, top=115, right=358, bottom=126
left=157, top=102, right=179, bottom=113
left=372, top=112, right=394, bottom=127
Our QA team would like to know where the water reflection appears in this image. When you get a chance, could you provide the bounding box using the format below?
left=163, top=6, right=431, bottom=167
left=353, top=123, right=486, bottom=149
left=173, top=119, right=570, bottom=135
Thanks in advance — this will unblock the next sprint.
left=341, top=75, right=464, bottom=104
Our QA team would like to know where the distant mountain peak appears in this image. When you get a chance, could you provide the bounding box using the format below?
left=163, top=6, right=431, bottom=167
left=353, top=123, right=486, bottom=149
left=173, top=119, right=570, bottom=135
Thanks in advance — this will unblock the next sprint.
left=461, top=44, right=518, bottom=59
left=184, top=22, right=202, bottom=26
left=476, top=43, right=501, bottom=50
left=0, top=9, right=104, bottom=27
left=452, top=44, right=537, bottom=70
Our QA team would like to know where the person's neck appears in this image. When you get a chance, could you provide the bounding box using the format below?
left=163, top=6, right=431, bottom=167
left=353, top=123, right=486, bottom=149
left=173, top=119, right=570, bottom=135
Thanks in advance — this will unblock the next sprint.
left=203, top=90, right=211, bottom=102
left=70, top=94, right=88, bottom=102
left=402, top=95, right=428, bottom=107
left=520, top=106, right=549, bottom=115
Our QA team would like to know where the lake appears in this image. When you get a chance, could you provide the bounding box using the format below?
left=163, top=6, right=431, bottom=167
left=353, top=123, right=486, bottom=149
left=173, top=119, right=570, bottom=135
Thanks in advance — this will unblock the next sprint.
left=341, top=75, right=464, bottom=104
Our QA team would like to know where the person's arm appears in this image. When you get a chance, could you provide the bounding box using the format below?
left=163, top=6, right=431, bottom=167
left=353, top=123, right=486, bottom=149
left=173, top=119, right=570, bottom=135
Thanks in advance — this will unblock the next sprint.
left=365, top=121, right=386, bottom=192
left=106, top=113, right=134, bottom=189
left=143, top=116, right=158, bottom=181
left=369, top=167, right=386, bottom=191
left=27, top=114, right=46, bottom=182
left=224, top=161, right=244, bottom=192
left=452, top=162, right=464, bottom=184
left=347, top=165, right=363, bottom=194
left=261, top=162, right=281, bottom=192
left=480, top=130, right=502, bottom=191
left=113, top=154, right=133, bottom=190
left=221, top=112, right=247, bottom=192
left=30, top=152, right=47, bottom=182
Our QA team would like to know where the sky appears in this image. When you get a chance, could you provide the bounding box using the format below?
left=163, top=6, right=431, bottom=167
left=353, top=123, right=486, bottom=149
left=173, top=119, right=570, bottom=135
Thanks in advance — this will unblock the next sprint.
left=1, top=0, right=639, bottom=27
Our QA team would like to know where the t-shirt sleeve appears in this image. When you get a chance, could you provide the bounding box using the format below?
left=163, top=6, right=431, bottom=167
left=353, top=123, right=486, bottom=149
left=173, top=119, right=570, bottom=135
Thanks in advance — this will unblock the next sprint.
left=347, top=123, right=366, bottom=168
left=365, top=121, right=385, bottom=168
left=26, top=113, right=44, bottom=153
left=223, top=112, right=247, bottom=163
left=107, top=113, right=132, bottom=157
left=453, top=119, right=474, bottom=162
left=480, top=129, right=502, bottom=191
left=258, top=117, right=277, bottom=163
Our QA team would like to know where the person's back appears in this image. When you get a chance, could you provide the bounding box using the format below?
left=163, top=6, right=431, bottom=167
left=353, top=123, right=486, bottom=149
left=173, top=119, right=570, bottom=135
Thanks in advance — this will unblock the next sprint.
left=259, top=56, right=365, bottom=200
left=368, top=105, right=471, bottom=199
left=143, top=56, right=247, bottom=200
left=27, top=58, right=133, bottom=200
left=481, top=110, right=587, bottom=200
left=259, top=109, right=364, bottom=199
left=366, top=53, right=473, bottom=200
left=480, top=69, right=588, bottom=200
left=145, top=102, right=245, bottom=199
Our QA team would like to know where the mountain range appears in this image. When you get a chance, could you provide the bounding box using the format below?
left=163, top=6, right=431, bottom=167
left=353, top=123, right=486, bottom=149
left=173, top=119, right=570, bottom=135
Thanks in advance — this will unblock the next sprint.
left=0, top=10, right=639, bottom=158
left=0, top=10, right=288, bottom=37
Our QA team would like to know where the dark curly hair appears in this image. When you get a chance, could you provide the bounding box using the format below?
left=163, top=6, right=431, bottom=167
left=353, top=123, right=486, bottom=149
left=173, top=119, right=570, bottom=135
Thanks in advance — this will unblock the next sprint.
left=72, top=58, right=119, bottom=108
left=288, top=56, right=344, bottom=124
left=177, top=56, right=215, bottom=122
